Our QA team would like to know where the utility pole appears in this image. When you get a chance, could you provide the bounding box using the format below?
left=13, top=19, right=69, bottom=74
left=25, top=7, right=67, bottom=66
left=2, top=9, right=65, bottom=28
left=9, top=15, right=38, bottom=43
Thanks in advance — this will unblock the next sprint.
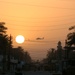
left=8, top=34, right=12, bottom=71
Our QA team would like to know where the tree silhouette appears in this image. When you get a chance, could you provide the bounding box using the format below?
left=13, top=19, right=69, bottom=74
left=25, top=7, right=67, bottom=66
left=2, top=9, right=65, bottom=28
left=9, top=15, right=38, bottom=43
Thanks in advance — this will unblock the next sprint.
left=0, top=22, right=9, bottom=71
left=12, top=46, right=32, bottom=63
left=24, top=51, right=32, bottom=63
left=0, top=22, right=7, bottom=34
left=46, top=48, right=55, bottom=64
left=66, top=25, right=75, bottom=47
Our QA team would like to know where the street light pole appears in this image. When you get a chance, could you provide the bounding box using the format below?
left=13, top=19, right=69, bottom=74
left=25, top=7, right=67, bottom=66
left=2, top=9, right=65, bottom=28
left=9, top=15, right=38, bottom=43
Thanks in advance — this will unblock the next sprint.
left=8, top=34, right=12, bottom=71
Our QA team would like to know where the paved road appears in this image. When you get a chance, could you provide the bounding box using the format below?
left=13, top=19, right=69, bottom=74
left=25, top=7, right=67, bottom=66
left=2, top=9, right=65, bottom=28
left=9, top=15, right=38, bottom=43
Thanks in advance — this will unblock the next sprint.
left=5, top=71, right=52, bottom=75
left=23, top=71, right=51, bottom=75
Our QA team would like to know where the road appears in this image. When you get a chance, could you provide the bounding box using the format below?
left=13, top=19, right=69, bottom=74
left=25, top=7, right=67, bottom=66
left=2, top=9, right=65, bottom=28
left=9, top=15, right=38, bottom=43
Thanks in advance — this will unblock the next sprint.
left=5, top=71, right=52, bottom=75
left=23, top=71, right=51, bottom=75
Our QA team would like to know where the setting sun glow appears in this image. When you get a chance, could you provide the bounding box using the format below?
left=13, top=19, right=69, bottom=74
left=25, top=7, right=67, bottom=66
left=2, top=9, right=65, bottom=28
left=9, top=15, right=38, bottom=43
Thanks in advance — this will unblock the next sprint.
left=16, top=35, right=25, bottom=44
left=1, top=0, right=75, bottom=60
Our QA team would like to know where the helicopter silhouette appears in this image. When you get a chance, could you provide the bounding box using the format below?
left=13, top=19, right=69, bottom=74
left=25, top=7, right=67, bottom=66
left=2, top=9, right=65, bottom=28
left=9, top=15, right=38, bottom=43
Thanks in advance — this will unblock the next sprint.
left=36, top=37, right=44, bottom=40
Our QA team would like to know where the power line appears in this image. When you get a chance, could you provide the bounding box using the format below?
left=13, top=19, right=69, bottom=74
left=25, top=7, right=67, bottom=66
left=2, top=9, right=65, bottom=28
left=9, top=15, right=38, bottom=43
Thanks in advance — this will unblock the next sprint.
left=24, top=40, right=65, bottom=43
left=8, top=27, right=68, bottom=31
left=1, top=17, right=75, bottom=23
left=22, top=42, right=65, bottom=45
left=0, top=14, right=75, bottom=19
left=59, top=0, right=75, bottom=2
left=23, top=39, right=65, bottom=42
left=6, top=22, right=74, bottom=27
left=0, top=1, right=75, bottom=10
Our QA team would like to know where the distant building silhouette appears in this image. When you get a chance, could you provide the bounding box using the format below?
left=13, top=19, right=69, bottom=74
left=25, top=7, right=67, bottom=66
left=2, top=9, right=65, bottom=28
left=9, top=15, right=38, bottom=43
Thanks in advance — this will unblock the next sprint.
left=57, top=41, right=62, bottom=60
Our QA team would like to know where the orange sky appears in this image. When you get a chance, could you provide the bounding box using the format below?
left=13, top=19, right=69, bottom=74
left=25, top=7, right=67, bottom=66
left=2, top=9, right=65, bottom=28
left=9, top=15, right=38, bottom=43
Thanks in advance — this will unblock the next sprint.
left=0, top=0, right=75, bottom=60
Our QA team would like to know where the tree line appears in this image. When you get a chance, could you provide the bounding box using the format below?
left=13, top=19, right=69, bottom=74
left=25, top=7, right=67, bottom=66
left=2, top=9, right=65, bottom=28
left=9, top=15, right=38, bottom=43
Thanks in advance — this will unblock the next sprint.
left=0, top=22, right=32, bottom=71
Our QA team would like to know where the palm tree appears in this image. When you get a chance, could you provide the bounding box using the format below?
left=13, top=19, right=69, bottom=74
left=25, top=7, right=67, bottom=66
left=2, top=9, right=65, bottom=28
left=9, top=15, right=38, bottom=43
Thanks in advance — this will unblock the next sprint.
left=0, top=22, right=9, bottom=71
left=0, top=22, right=7, bottom=34
left=0, top=22, right=9, bottom=53
left=66, top=25, right=75, bottom=47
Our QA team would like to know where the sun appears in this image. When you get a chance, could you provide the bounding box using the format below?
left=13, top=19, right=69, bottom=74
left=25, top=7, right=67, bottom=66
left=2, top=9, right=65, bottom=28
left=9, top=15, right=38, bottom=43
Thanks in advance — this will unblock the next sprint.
left=16, top=35, right=25, bottom=44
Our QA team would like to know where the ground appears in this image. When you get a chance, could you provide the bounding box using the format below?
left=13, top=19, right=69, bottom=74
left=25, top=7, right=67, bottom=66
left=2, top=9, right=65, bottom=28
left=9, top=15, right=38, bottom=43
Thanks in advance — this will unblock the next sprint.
left=5, top=71, right=51, bottom=75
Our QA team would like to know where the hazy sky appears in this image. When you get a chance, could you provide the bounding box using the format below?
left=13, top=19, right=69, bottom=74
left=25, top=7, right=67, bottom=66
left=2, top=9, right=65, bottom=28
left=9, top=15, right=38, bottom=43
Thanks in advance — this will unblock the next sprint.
left=0, top=0, right=75, bottom=60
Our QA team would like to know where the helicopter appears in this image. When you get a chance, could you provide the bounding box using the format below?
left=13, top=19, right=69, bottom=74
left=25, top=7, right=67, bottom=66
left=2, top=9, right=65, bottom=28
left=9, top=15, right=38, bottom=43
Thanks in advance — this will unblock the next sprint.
left=36, top=37, right=44, bottom=40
